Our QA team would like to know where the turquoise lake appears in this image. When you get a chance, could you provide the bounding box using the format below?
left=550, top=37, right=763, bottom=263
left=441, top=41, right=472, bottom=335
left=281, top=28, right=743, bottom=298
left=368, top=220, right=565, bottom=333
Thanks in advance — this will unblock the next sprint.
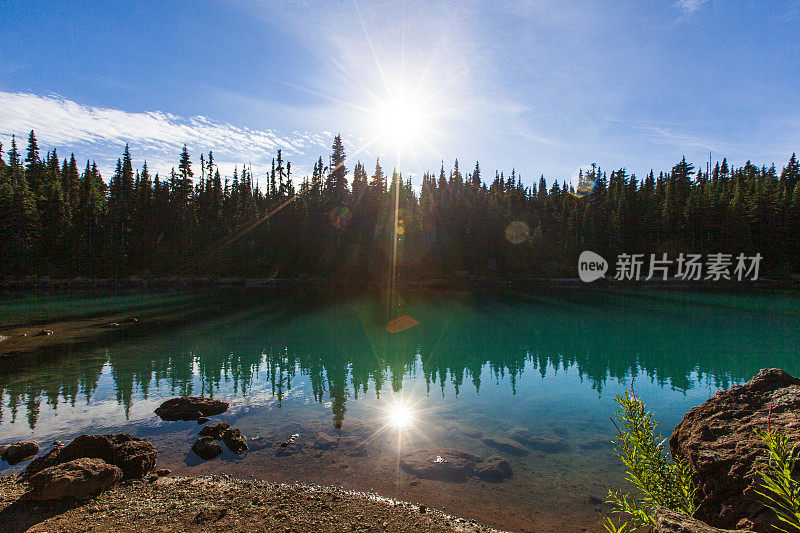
left=1, top=288, right=798, bottom=532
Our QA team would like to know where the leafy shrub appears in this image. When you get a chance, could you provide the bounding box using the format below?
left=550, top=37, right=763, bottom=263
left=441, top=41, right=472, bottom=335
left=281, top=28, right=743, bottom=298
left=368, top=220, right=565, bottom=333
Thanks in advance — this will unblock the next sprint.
left=755, top=428, right=800, bottom=532
left=600, top=388, right=696, bottom=532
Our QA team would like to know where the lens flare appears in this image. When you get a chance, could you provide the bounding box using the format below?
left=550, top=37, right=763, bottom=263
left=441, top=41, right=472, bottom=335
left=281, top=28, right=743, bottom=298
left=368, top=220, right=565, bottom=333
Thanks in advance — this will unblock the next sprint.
left=569, top=172, right=599, bottom=198
left=505, top=221, right=530, bottom=245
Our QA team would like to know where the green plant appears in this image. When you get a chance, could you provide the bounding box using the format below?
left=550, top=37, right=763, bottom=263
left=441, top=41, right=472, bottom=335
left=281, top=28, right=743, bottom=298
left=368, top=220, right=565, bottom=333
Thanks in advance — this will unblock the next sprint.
left=600, top=387, right=696, bottom=533
left=755, top=428, right=800, bottom=532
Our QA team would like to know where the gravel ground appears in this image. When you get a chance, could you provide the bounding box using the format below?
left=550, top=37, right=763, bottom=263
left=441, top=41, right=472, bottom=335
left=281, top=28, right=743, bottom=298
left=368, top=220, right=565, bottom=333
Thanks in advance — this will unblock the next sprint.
left=0, top=474, right=506, bottom=533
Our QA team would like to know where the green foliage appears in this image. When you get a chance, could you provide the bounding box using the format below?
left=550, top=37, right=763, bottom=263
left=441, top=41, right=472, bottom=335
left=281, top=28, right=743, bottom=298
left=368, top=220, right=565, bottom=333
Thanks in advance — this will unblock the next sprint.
left=1, top=129, right=800, bottom=277
left=755, top=429, right=800, bottom=532
left=601, top=389, right=696, bottom=532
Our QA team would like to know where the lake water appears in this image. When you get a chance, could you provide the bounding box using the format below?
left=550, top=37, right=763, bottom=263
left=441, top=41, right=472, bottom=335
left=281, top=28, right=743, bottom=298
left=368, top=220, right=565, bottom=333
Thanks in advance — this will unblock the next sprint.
left=1, top=288, right=799, bottom=532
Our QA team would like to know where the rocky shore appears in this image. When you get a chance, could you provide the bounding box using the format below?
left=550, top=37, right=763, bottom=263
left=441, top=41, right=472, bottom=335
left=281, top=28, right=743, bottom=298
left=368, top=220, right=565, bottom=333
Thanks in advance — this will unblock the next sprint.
left=0, top=369, right=797, bottom=532
left=0, top=474, right=503, bottom=533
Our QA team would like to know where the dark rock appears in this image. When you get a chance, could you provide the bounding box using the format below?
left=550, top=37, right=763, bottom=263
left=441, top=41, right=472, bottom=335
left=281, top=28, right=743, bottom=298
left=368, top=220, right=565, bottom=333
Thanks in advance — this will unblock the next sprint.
left=192, top=437, right=223, bottom=460
left=222, top=428, right=247, bottom=454
left=23, top=458, right=122, bottom=500
left=156, top=468, right=171, bottom=476
left=399, top=449, right=482, bottom=482
left=654, top=507, right=755, bottom=533
left=23, top=434, right=156, bottom=480
left=111, top=439, right=157, bottom=479
left=154, top=396, right=229, bottom=421
left=199, top=422, right=230, bottom=440
left=106, top=322, right=120, bottom=328
left=475, top=455, right=512, bottom=482
left=35, top=329, right=53, bottom=336
left=669, top=368, right=800, bottom=531
left=314, top=432, right=338, bottom=450
left=481, top=436, right=529, bottom=456
left=1, top=441, right=39, bottom=465
left=197, top=417, right=210, bottom=425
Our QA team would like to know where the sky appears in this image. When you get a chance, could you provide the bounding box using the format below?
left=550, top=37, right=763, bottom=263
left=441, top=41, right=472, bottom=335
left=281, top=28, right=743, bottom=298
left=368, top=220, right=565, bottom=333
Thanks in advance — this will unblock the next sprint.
left=1, top=0, right=799, bottom=189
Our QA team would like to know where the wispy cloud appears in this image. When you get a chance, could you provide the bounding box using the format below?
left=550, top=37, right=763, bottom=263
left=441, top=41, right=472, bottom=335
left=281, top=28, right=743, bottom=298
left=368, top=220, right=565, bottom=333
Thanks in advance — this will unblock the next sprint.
left=674, top=0, right=709, bottom=14
left=0, top=91, right=332, bottom=180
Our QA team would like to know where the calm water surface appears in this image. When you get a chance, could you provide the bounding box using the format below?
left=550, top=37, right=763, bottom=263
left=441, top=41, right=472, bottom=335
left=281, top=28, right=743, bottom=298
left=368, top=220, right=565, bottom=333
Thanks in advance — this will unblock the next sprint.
left=1, top=288, right=798, bottom=532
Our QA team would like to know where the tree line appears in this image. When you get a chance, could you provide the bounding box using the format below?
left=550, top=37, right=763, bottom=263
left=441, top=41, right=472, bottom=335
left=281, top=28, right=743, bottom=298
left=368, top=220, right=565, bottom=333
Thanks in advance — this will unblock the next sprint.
left=1, top=130, right=799, bottom=279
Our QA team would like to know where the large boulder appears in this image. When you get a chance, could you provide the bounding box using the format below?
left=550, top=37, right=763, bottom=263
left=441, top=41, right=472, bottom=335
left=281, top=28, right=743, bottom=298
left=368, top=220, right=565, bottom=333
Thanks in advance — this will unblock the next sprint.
left=1, top=441, right=39, bottom=465
left=23, top=434, right=156, bottom=480
left=154, top=396, right=229, bottom=421
left=654, top=507, right=755, bottom=533
left=111, top=439, right=158, bottom=479
left=399, top=449, right=482, bottom=482
left=669, top=368, right=800, bottom=531
left=23, top=458, right=122, bottom=500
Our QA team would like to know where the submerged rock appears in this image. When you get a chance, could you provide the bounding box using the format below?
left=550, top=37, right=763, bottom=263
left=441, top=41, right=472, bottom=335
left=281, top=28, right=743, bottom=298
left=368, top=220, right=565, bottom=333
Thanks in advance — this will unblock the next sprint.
left=23, top=458, right=122, bottom=500
left=192, top=437, right=223, bottom=460
left=314, top=432, right=338, bottom=450
left=154, top=396, right=229, bottom=421
left=669, top=368, right=800, bottom=532
left=222, top=428, right=248, bottom=455
left=35, top=329, right=53, bottom=336
left=23, top=434, right=156, bottom=480
left=399, top=449, right=481, bottom=482
left=475, top=455, right=512, bottom=482
left=481, top=436, right=529, bottom=456
left=276, top=434, right=302, bottom=457
left=1, top=441, right=39, bottom=465
left=508, top=428, right=568, bottom=453
left=199, top=422, right=230, bottom=440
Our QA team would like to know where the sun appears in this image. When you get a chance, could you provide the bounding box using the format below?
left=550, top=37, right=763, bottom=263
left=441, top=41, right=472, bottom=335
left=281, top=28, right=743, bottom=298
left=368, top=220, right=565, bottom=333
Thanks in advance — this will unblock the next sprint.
left=365, top=89, right=437, bottom=157
left=377, top=96, right=426, bottom=147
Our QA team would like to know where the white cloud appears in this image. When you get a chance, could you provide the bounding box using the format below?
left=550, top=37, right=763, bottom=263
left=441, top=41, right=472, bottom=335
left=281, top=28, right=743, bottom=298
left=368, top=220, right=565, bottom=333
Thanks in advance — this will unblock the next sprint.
left=0, top=91, right=332, bottom=182
left=674, top=0, right=709, bottom=14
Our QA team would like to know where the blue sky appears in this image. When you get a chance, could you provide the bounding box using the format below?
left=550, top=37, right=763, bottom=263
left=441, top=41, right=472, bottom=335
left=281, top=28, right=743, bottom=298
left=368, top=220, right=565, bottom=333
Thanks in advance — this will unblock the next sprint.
left=1, top=0, right=799, bottom=188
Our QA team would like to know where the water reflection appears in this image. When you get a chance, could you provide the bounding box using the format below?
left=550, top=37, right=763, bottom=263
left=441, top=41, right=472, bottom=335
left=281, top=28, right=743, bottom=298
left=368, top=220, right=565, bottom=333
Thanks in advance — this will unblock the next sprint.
left=0, top=289, right=798, bottom=434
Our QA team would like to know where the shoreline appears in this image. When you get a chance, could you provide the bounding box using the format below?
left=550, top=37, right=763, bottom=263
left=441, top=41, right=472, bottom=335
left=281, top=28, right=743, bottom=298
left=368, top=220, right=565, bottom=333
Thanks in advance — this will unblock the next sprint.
left=2, top=277, right=798, bottom=364
left=0, top=473, right=505, bottom=533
